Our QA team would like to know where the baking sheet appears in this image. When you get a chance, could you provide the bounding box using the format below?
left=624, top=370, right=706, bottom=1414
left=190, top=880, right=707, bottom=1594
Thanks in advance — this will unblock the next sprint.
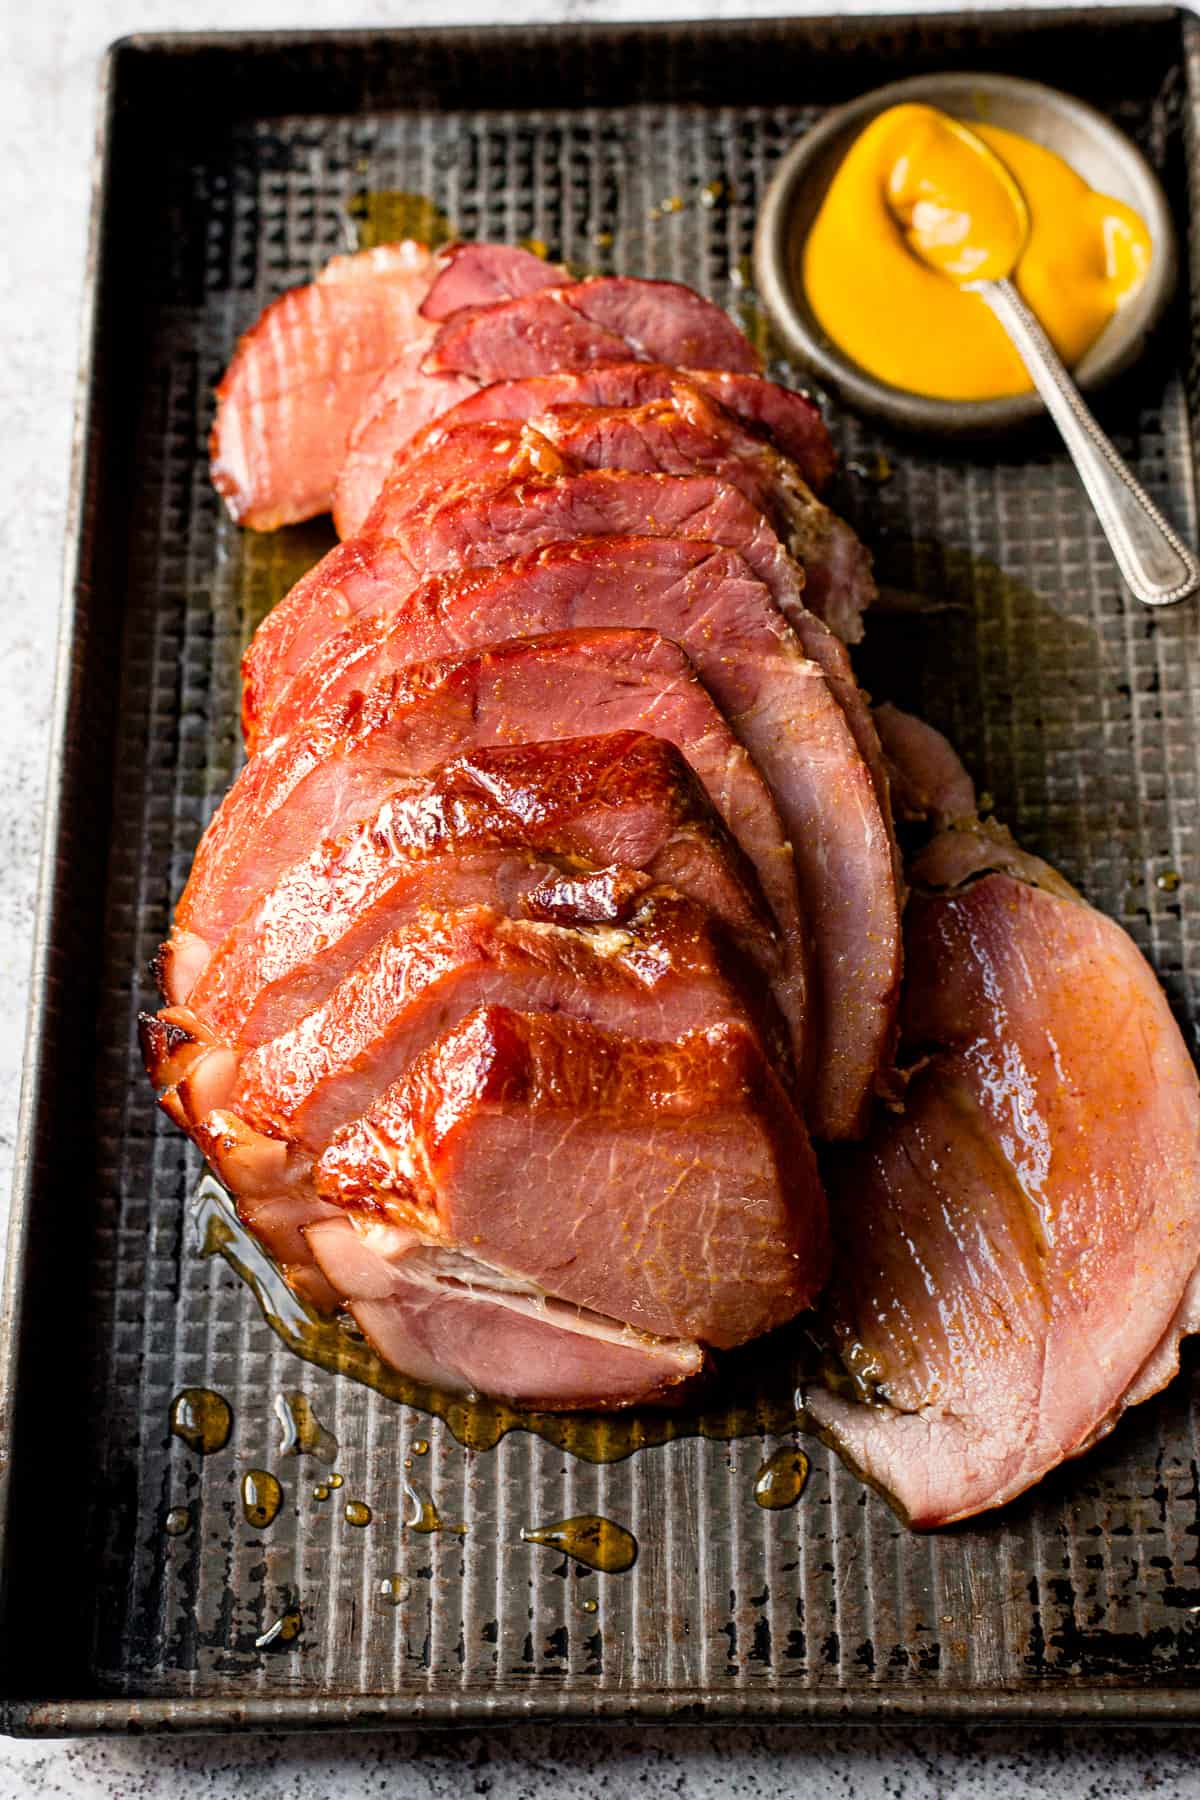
left=3, top=9, right=1200, bottom=1731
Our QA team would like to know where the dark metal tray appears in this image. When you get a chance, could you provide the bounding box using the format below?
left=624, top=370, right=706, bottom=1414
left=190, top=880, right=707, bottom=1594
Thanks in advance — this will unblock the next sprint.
left=5, top=9, right=1200, bottom=1733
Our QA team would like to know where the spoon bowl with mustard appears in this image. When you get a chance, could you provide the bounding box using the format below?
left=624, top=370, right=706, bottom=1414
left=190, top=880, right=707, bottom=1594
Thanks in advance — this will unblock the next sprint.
left=755, top=73, right=1197, bottom=607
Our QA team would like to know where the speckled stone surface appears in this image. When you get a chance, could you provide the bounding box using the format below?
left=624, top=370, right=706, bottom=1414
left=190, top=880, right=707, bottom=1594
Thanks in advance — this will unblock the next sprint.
left=3, top=0, right=1199, bottom=1792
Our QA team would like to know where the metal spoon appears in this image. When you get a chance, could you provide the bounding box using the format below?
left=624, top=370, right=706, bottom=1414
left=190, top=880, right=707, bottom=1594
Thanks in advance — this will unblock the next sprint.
left=896, top=114, right=1199, bottom=609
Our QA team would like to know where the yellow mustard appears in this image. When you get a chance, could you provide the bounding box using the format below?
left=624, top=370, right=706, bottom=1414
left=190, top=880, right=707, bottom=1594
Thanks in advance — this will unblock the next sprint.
left=802, top=103, right=1152, bottom=401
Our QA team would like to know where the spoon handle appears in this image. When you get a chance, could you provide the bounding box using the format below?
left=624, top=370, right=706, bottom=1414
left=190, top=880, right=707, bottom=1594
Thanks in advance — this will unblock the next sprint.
left=977, top=277, right=1199, bottom=608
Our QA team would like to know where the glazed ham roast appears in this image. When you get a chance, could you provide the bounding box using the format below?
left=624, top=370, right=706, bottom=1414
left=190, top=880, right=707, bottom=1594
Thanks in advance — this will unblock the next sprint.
left=138, top=239, right=1200, bottom=1519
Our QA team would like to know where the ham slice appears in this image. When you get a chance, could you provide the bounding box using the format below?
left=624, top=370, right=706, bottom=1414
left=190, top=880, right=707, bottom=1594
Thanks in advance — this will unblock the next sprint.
left=232, top=893, right=783, bottom=1151
left=418, top=242, right=565, bottom=319
left=264, top=536, right=899, bottom=1140
left=334, top=397, right=874, bottom=644
left=337, top=361, right=836, bottom=541
left=808, top=810, right=1200, bottom=1526
left=170, top=732, right=777, bottom=1041
left=210, top=242, right=439, bottom=529
left=873, top=702, right=978, bottom=824
left=423, top=276, right=761, bottom=382
left=175, top=631, right=809, bottom=1071
left=423, top=364, right=836, bottom=489
left=245, top=465, right=806, bottom=747
left=317, top=1008, right=829, bottom=1348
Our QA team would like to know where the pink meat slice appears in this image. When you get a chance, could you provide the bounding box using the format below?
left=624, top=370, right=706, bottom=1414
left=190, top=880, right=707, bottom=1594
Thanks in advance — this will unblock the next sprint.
left=210, top=241, right=439, bottom=529
left=337, top=361, right=835, bottom=537
left=172, top=730, right=777, bottom=1042
left=177, top=630, right=808, bottom=1059
left=418, top=241, right=566, bottom=319
left=808, top=828, right=1200, bottom=1526
left=316, top=1007, right=829, bottom=1349
left=872, top=703, right=978, bottom=824
left=423, top=276, right=761, bottom=381
left=333, top=393, right=874, bottom=646
left=267, top=535, right=898, bottom=1138
left=241, top=536, right=421, bottom=749
left=309, top=1215, right=707, bottom=1408
left=430, top=364, right=836, bottom=488
left=233, top=892, right=781, bottom=1151
left=364, top=464, right=804, bottom=622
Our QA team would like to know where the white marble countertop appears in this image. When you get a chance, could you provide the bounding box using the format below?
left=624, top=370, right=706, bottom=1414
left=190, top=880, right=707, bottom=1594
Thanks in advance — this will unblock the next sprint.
left=3, top=1, right=1199, bottom=1792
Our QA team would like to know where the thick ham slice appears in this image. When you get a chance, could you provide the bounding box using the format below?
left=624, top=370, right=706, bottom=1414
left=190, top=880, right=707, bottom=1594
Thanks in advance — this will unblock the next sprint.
left=176, top=630, right=810, bottom=1071
left=808, top=809, right=1200, bottom=1526
left=368, top=466, right=816, bottom=666
left=418, top=242, right=566, bottom=320
left=308, top=1215, right=707, bottom=1408
left=424, top=364, right=836, bottom=489
left=210, top=242, right=439, bottom=529
left=333, top=398, right=874, bottom=644
left=168, top=732, right=777, bottom=1041
left=423, top=276, right=761, bottom=382
left=873, top=702, right=978, bottom=824
left=317, top=1008, right=829, bottom=1348
left=337, top=361, right=836, bottom=540
left=264, top=536, right=899, bottom=1139
left=233, top=893, right=783, bottom=1151
left=244, top=465, right=804, bottom=748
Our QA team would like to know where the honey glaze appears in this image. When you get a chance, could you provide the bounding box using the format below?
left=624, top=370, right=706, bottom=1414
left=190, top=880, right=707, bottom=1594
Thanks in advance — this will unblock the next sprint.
left=169, top=1386, right=232, bottom=1456
left=274, top=1390, right=338, bottom=1464
left=194, top=1174, right=812, bottom=1463
left=403, top=1479, right=465, bottom=1536
left=241, top=1469, right=283, bottom=1529
left=521, top=1515, right=638, bottom=1574
left=753, top=1445, right=811, bottom=1509
left=348, top=190, right=455, bottom=252
left=255, top=1607, right=302, bottom=1650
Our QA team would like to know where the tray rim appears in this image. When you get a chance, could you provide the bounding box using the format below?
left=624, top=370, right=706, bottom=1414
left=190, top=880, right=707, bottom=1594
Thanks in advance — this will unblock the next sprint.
left=4, top=4, right=1200, bottom=1735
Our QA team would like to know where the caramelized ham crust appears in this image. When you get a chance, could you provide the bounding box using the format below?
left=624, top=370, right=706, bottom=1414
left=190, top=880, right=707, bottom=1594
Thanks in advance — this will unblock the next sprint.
left=171, top=732, right=777, bottom=1039
left=422, top=276, right=761, bottom=381
left=316, top=1007, right=829, bottom=1347
left=338, top=360, right=836, bottom=542
left=262, top=535, right=898, bottom=1140
left=182, top=630, right=810, bottom=1077
left=231, top=893, right=785, bottom=1150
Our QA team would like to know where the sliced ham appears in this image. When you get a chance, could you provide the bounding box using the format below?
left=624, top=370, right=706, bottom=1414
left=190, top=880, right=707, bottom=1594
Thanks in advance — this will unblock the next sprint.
left=423, top=276, right=761, bottom=383
left=233, top=894, right=784, bottom=1151
left=418, top=241, right=565, bottom=320
left=337, top=361, right=836, bottom=539
left=423, top=364, right=836, bottom=489
left=170, top=731, right=777, bottom=1039
left=176, top=630, right=809, bottom=1071
left=264, top=536, right=898, bottom=1139
left=808, top=832, right=1200, bottom=1526
left=334, top=397, right=874, bottom=645
left=364, top=465, right=805, bottom=624
left=873, top=702, right=978, bottom=824
left=210, top=241, right=439, bottom=529
left=307, top=1215, right=705, bottom=1408
left=317, top=1008, right=829, bottom=1347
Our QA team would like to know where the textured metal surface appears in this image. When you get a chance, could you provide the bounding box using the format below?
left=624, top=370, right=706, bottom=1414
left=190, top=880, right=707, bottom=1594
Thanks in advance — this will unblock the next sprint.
left=4, top=10, right=1200, bottom=1733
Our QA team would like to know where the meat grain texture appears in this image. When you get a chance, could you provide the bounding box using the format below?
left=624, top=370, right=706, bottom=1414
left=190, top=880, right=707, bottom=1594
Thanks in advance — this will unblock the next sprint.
left=139, top=240, right=1200, bottom=1520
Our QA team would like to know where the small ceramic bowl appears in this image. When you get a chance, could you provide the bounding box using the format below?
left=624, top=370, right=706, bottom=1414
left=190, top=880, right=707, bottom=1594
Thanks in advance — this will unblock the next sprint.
left=753, top=72, right=1178, bottom=436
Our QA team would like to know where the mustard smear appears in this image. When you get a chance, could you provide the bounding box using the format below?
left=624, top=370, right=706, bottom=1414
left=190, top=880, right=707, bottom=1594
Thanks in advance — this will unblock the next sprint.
left=802, top=103, right=1152, bottom=401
